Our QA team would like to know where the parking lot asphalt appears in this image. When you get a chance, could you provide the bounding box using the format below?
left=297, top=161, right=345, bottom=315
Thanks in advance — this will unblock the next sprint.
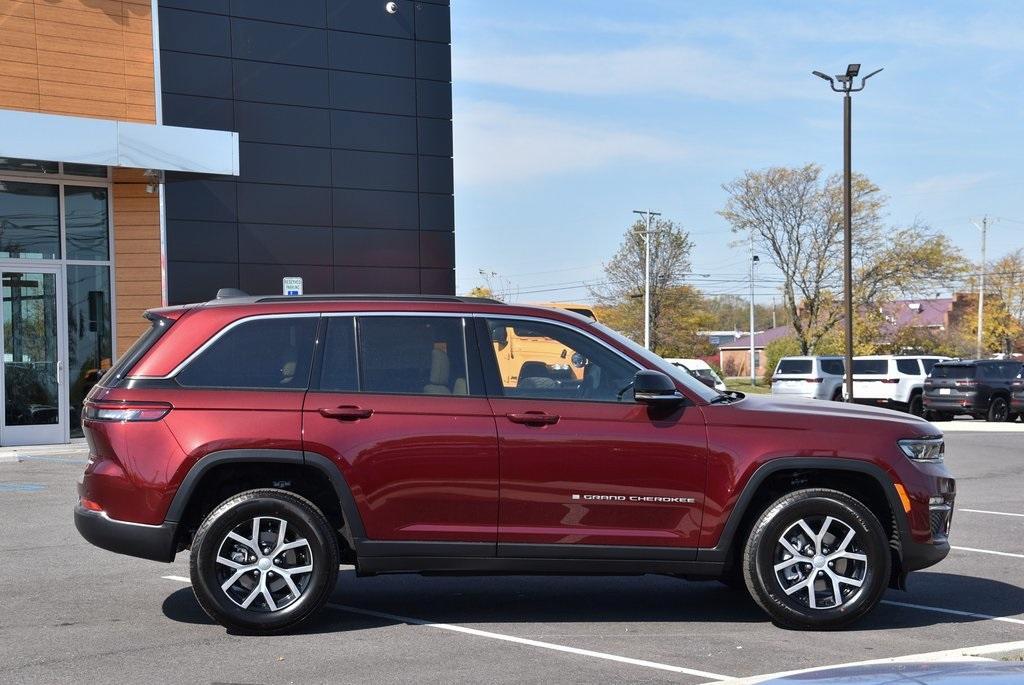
left=2, top=428, right=1024, bottom=684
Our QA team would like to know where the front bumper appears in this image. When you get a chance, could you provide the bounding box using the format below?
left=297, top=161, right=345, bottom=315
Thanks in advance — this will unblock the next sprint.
left=74, top=504, right=178, bottom=563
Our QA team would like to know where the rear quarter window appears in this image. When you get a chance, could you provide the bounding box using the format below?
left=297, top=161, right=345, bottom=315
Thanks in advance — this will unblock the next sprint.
left=777, top=359, right=812, bottom=374
left=176, top=316, right=318, bottom=389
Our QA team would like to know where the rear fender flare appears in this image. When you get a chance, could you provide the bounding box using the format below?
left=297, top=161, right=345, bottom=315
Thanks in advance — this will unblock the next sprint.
left=163, top=449, right=366, bottom=540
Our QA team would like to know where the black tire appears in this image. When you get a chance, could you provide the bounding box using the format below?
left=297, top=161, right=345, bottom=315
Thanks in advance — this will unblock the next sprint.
left=987, top=397, right=1010, bottom=423
left=907, top=393, right=924, bottom=417
left=929, top=411, right=953, bottom=422
left=830, top=389, right=843, bottom=402
left=190, top=488, right=339, bottom=634
left=742, top=488, right=890, bottom=630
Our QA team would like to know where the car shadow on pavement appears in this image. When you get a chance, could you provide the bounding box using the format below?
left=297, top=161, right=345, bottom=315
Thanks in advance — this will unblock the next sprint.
left=162, top=570, right=1024, bottom=633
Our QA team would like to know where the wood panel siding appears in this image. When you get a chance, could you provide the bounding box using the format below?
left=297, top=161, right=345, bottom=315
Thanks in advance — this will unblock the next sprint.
left=112, top=167, right=162, bottom=353
left=0, top=0, right=155, bottom=123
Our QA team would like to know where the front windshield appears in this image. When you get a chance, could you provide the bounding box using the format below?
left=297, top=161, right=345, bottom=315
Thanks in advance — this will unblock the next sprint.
left=591, top=323, right=722, bottom=402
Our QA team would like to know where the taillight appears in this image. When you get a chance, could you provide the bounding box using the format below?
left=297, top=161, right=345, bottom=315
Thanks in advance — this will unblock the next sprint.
left=805, top=378, right=824, bottom=383
left=83, top=401, right=171, bottom=422
left=881, top=378, right=900, bottom=384
left=955, top=380, right=978, bottom=388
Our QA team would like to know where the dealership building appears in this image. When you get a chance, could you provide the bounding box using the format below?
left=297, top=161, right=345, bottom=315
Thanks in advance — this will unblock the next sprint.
left=0, top=0, right=453, bottom=445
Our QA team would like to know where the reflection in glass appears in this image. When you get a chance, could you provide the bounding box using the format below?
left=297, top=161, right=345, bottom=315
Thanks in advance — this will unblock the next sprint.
left=62, top=163, right=108, bottom=178
left=64, top=186, right=109, bottom=261
left=67, top=265, right=111, bottom=438
left=3, top=272, right=59, bottom=427
left=0, top=158, right=59, bottom=174
left=0, top=181, right=60, bottom=259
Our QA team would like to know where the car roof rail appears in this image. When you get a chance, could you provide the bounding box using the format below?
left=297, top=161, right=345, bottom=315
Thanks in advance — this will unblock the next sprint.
left=251, top=293, right=503, bottom=305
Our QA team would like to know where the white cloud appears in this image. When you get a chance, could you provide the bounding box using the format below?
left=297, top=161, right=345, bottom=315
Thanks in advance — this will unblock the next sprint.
left=906, top=172, right=996, bottom=196
left=454, top=45, right=810, bottom=102
left=453, top=100, right=687, bottom=186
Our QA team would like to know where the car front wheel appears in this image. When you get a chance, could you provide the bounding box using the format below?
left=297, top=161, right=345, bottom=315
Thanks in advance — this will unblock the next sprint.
left=190, top=488, right=339, bottom=634
left=743, top=488, right=890, bottom=630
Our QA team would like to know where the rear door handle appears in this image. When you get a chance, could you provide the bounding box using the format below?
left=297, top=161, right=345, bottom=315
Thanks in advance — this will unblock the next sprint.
left=506, top=411, right=559, bottom=426
left=319, top=406, right=373, bottom=421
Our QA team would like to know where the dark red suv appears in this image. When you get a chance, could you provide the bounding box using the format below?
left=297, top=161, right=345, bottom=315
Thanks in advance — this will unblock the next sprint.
left=75, top=293, right=954, bottom=633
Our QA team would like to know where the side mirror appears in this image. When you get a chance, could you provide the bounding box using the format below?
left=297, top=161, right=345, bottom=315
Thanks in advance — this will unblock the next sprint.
left=633, top=370, right=684, bottom=404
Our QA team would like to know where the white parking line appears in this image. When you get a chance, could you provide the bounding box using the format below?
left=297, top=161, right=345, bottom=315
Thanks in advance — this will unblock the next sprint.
left=698, top=639, right=1024, bottom=685
left=960, top=508, right=1024, bottom=518
left=952, top=545, right=1024, bottom=559
left=161, top=575, right=731, bottom=680
left=881, top=599, right=1024, bottom=626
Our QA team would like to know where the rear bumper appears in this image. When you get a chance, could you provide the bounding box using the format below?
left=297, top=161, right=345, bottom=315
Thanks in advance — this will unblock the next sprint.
left=923, top=397, right=980, bottom=413
left=74, top=504, right=178, bottom=563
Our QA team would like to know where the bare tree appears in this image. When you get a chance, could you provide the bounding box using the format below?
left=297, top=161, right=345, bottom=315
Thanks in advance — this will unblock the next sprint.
left=591, top=218, right=695, bottom=353
left=720, top=164, right=965, bottom=354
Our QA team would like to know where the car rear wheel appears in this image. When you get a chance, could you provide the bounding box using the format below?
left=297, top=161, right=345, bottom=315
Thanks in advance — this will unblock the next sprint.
left=743, top=488, right=890, bottom=630
left=908, top=394, right=924, bottom=417
left=987, top=397, right=1010, bottom=422
left=190, top=488, right=339, bottom=634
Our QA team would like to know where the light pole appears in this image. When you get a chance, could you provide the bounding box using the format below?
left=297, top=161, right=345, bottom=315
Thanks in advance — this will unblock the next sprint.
left=974, top=217, right=987, bottom=358
left=749, top=250, right=760, bottom=385
left=812, top=64, right=883, bottom=403
left=633, top=209, right=662, bottom=350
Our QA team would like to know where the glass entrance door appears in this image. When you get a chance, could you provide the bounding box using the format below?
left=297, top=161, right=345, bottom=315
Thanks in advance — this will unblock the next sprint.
left=1, top=267, right=67, bottom=445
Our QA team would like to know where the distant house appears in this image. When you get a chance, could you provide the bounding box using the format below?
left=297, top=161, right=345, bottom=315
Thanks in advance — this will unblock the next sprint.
left=718, top=326, right=793, bottom=378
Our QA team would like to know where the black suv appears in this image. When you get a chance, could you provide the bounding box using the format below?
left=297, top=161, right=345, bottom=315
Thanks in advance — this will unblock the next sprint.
left=923, top=359, right=1024, bottom=422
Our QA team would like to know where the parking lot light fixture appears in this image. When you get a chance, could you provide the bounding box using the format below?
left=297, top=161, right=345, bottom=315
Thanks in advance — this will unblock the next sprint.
left=811, top=64, right=883, bottom=402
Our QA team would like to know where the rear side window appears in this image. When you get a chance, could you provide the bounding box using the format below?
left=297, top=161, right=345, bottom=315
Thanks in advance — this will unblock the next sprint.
left=777, top=359, right=812, bottom=374
left=896, top=359, right=921, bottom=375
left=921, top=358, right=941, bottom=374
left=930, top=365, right=974, bottom=380
left=357, top=316, right=469, bottom=396
left=176, top=316, right=317, bottom=389
left=820, top=359, right=845, bottom=375
left=853, top=359, right=888, bottom=374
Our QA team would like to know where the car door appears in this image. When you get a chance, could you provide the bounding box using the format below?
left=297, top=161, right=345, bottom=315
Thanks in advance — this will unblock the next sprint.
left=477, top=316, right=708, bottom=555
left=302, top=313, right=499, bottom=546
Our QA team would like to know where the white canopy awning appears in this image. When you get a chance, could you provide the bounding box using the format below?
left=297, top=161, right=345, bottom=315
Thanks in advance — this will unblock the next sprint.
left=0, top=109, right=239, bottom=176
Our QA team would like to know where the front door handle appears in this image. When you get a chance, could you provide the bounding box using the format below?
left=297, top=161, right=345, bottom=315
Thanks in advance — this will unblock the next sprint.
left=506, top=411, right=560, bottom=426
left=319, top=406, right=373, bottom=421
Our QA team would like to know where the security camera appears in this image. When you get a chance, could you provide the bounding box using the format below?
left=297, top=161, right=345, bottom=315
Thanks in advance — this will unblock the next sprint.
left=385, top=1, right=398, bottom=13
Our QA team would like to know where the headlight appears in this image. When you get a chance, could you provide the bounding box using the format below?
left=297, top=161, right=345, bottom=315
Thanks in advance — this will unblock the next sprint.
left=898, top=437, right=944, bottom=463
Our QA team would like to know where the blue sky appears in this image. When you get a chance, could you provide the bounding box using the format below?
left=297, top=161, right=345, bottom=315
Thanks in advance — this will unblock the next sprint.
left=450, top=1, right=1024, bottom=303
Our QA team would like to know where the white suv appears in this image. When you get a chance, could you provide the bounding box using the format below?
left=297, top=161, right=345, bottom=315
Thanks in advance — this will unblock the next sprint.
left=845, top=355, right=948, bottom=416
left=770, top=356, right=846, bottom=400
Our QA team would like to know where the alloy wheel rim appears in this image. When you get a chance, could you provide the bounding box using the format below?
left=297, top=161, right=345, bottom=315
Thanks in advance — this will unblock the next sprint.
left=215, top=516, right=314, bottom=612
left=993, top=399, right=1007, bottom=421
left=773, top=515, right=868, bottom=610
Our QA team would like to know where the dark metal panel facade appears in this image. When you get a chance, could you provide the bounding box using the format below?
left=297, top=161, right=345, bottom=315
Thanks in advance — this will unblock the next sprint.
left=160, top=0, right=454, bottom=304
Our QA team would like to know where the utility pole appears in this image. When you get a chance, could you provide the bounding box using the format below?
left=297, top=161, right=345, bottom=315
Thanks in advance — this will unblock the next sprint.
left=749, top=242, right=760, bottom=386
left=633, top=209, right=662, bottom=350
left=813, top=64, right=883, bottom=403
left=771, top=296, right=777, bottom=328
left=972, top=216, right=989, bottom=358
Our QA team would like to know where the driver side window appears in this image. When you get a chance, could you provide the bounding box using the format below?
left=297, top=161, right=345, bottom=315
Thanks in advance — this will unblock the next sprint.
left=484, top=318, right=637, bottom=402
